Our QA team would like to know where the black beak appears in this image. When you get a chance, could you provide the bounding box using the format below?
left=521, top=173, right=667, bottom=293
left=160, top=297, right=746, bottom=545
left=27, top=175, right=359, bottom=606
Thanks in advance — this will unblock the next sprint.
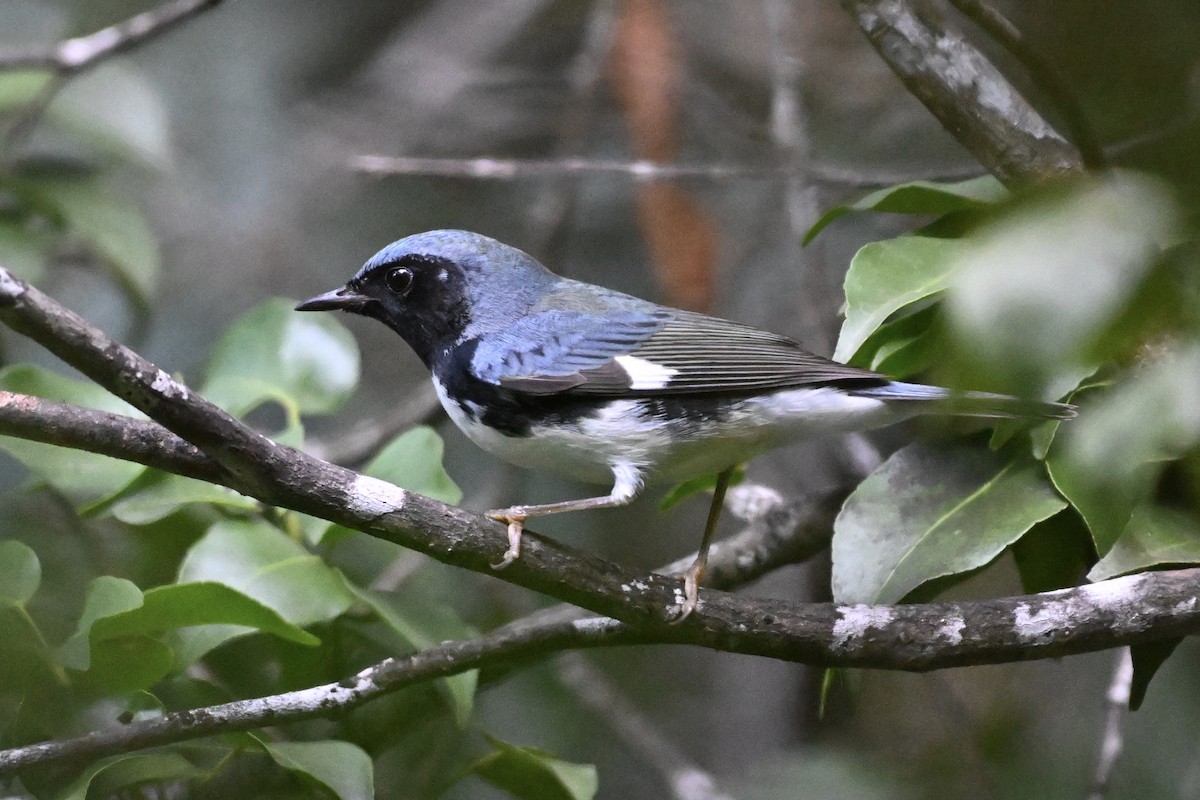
left=295, top=286, right=370, bottom=312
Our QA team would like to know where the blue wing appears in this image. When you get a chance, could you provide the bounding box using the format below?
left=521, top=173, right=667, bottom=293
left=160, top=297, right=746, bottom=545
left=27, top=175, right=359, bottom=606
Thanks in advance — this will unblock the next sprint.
left=468, top=282, right=885, bottom=397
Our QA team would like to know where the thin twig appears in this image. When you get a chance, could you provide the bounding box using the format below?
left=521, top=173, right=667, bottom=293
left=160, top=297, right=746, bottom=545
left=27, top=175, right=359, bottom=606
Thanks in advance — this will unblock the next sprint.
left=0, top=0, right=224, bottom=74
left=352, top=154, right=784, bottom=182
left=1086, top=648, right=1134, bottom=800
left=946, top=0, right=1106, bottom=170
left=352, top=153, right=995, bottom=187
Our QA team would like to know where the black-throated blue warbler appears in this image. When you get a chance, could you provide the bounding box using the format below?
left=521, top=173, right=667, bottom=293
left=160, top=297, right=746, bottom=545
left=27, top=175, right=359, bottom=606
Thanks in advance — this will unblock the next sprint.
left=297, top=230, right=1074, bottom=619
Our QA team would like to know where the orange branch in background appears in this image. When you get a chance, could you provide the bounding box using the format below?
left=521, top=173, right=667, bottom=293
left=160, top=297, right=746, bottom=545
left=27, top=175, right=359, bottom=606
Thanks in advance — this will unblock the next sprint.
left=610, top=0, right=718, bottom=312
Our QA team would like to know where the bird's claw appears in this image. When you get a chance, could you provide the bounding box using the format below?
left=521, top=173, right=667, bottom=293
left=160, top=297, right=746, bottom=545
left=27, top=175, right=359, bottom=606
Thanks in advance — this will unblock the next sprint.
left=487, top=511, right=525, bottom=569
left=669, top=562, right=704, bottom=624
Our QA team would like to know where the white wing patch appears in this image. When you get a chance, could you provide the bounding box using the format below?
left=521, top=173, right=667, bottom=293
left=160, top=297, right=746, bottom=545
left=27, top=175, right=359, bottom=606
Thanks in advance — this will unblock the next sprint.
left=614, top=355, right=678, bottom=390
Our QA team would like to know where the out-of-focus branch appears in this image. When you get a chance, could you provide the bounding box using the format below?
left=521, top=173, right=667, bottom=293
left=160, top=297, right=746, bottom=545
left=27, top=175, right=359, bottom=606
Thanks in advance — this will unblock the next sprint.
left=352, top=153, right=992, bottom=187
left=0, top=0, right=223, bottom=74
left=1086, top=648, right=1134, bottom=800
left=557, top=653, right=736, bottom=800
left=840, top=0, right=1085, bottom=183
left=945, top=0, right=1106, bottom=170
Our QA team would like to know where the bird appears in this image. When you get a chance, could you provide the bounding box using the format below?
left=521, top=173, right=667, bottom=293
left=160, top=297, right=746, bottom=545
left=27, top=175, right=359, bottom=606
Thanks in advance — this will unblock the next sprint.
left=296, top=230, right=1074, bottom=620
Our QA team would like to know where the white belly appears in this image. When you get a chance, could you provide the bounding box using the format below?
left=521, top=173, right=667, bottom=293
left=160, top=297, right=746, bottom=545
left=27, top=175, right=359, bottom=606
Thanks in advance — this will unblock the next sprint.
left=433, top=378, right=906, bottom=486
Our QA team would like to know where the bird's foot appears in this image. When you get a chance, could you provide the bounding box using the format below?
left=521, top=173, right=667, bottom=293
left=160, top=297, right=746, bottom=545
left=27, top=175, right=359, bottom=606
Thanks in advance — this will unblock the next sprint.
left=669, top=561, right=704, bottom=624
left=486, top=509, right=526, bottom=569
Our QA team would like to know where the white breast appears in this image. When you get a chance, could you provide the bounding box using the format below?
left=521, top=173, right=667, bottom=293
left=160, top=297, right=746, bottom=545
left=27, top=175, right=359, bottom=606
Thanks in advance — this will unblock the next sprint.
left=432, top=378, right=906, bottom=486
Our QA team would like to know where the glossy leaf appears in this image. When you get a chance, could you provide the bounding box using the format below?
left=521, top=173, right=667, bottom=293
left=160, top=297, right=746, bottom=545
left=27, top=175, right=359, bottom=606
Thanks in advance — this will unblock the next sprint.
left=99, top=581, right=319, bottom=647
left=205, top=298, right=359, bottom=416
left=178, top=519, right=354, bottom=626
left=833, top=236, right=965, bottom=363
left=0, top=540, right=40, bottom=607
left=51, top=752, right=204, bottom=800
left=845, top=303, right=941, bottom=377
left=1088, top=505, right=1200, bottom=582
left=0, top=365, right=145, bottom=498
left=261, top=740, right=374, bottom=800
left=470, top=734, right=598, bottom=800
left=832, top=443, right=1066, bottom=604
left=805, top=175, right=1007, bottom=244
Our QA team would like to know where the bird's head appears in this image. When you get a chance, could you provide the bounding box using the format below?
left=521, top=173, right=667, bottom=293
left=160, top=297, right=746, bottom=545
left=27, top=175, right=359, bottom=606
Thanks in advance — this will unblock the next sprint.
left=296, top=230, right=556, bottom=366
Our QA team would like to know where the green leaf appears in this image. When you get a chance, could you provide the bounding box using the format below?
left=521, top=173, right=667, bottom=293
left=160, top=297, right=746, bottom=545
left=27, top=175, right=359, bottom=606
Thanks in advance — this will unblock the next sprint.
left=95, top=470, right=259, bottom=525
left=178, top=518, right=354, bottom=626
left=945, top=172, right=1177, bottom=391
left=349, top=583, right=477, bottom=727
left=321, top=427, right=461, bottom=544
left=659, top=466, right=745, bottom=511
left=261, top=740, right=374, bottom=800
left=51, top=752, right=205, bottom=800
left=833, top=236, right=966, bottom=363
left=205, top=298, right=360, bottom=416
left=0, top=540, right=40, bottom=607
left=831, top=443, right=1067, bottom=603
left=1087, top=505, right=1200, bottom=582
left=805, top=175, right=1007, bottom=244
left=845, top=303, right=941, bottom=377
left=58, top=576, right=144, bottom=671
left=99, top=581, right=320, bottom=648
left=470, top=734, right=598, bottom=800
left=28, top=176, right=160, bottom=305
left=53, top=576, right=173, bottom=692
left=0, top=365, right=146, bottom=498
left=1129, top=639, right=1181, bottom=711
left=1050, top=348, right=1200, bottom=553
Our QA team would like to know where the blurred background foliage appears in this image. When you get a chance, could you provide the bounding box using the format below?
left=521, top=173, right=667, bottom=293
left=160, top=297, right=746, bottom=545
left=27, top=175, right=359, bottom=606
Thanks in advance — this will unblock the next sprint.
left=1, top=1, right=1200, bottom=798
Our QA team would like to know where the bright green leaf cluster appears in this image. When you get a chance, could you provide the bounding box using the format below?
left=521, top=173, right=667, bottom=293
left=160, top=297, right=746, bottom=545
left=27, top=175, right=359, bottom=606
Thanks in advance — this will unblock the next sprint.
left=820, top=169, right=1200, bottom=703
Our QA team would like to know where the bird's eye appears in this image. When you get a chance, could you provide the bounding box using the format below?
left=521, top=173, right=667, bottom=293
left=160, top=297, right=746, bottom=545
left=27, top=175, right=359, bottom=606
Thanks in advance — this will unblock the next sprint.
left=385, top=267, right=414, bottom=295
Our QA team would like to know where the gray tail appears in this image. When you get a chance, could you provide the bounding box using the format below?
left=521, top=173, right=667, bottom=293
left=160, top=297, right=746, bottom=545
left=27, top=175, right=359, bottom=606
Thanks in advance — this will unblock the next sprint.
left=851, top=381, right=1077, bottom=421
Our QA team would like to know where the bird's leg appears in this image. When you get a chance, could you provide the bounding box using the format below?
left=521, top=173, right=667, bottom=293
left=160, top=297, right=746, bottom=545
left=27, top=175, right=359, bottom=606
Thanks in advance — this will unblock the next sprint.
left=672, top=467, right=735, bottom=623
left=486, top=463, right=642, bottom=570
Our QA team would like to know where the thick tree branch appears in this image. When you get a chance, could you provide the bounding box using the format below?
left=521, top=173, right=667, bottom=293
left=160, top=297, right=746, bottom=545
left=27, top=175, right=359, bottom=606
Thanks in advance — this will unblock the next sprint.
left=840, top=0, right=1085, bottom=183
left=0, top=0, right=224, bottom=74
